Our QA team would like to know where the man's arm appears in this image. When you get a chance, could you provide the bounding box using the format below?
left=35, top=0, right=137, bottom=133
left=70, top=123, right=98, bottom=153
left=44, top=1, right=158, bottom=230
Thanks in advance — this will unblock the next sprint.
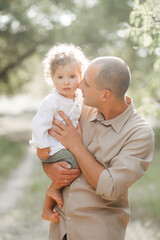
left=48, top=111, right=105, bottom=189
left=96, top=127, right=154, bottom=200
left=49, top=111, right=154, bottom=200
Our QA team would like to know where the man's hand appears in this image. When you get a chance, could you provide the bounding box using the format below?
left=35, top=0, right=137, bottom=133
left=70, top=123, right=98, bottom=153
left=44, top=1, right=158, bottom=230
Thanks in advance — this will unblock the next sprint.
left=48, top=111, right=82, bottom=153
left=43, top=161, right=81, bottom=188
left=37, top=147, right=50, bottom=159
left=47, top=111, right=104, bottom=190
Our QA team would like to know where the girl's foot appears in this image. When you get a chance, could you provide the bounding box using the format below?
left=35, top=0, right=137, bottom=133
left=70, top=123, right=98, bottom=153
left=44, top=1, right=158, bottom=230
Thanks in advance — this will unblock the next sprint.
left=47, top=187, right=63, bottom=208
left=41, top=209, right=60, bottom=222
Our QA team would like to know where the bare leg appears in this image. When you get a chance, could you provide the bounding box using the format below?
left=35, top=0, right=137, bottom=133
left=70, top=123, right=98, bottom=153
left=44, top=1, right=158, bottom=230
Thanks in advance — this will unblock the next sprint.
left=41, top=194, right=60, bottom=222
left=47, top=182, right=63, bottom=208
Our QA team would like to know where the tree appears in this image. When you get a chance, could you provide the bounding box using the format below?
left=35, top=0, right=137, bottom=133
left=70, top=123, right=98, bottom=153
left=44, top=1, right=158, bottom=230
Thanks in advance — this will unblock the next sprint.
left=127, top=0, right=160, bottom=117
left=0, top=0, right=76, bottom=93
left=1, top=0, right=159, bottom=117
left=127, top=0, right=160, bottom=53
left=0, top=0, right=133, bottom=94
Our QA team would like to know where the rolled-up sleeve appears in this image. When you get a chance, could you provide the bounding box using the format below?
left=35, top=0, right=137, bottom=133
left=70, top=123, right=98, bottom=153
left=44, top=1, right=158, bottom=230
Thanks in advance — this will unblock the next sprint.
left=96, top=126, right=154, bottom=200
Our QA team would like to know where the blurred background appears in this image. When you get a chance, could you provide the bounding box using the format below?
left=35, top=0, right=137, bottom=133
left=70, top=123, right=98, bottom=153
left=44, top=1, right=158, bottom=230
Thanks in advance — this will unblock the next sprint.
left=0, top=0, right=160, bottom=239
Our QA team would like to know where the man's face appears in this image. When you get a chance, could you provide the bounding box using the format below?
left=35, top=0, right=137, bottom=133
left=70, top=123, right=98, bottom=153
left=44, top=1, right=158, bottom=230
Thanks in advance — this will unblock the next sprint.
left=79, top=63, right=101, bottom=108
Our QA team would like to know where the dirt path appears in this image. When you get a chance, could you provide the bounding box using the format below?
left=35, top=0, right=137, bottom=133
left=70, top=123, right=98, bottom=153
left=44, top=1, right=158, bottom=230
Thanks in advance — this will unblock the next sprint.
left=0, top=147, right=49, bottom=240
left=0, top=148, right=35, bottom=216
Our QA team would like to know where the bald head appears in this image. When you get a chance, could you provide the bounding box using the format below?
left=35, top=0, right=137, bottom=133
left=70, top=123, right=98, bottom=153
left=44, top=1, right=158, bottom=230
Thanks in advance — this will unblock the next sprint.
left=92, top=57, right=131, bottom=98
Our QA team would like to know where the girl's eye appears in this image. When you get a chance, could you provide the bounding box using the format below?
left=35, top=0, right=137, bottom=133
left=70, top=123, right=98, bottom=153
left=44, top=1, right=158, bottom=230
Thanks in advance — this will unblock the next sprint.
left=58, top=76, right=63, bottom=79
left=70, top=75, right=75, bottom=78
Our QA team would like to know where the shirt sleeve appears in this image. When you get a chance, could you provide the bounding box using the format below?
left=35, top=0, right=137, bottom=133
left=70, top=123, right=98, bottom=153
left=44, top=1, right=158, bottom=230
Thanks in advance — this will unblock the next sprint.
left=30, top=96, right=57, bottom=149
left=96, top=126, right=154, bottom=200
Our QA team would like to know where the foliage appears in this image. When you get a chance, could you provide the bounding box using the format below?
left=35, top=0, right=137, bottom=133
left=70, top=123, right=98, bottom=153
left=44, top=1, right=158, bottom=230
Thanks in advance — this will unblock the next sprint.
left=126, top=0, right=160, bottom=117
left=0, top=0, right=76, bottom=93
left=0, top=0, right=133, bottom=94
left=0, top=0, right=160, bottom=116
left=127, top=0, right=160, bottom=53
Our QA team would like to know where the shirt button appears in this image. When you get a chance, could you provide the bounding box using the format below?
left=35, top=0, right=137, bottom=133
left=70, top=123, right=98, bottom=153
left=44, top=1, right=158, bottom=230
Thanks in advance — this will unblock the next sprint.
left=69, top=193, right=74, bottom=197
left=67, top=217, right=71, bottom=221
left=77, top=178, right=80, bottom=182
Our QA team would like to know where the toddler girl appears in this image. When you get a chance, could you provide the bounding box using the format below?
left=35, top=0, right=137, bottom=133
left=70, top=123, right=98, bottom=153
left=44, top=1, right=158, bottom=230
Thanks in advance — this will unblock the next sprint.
left=30, top=43, right=88, bottom=222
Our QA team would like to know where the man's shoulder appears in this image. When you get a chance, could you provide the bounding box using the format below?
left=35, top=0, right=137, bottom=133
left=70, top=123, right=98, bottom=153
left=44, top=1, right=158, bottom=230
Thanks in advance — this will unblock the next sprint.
left=131, top=110, right=152, bottom=127
left=128, top=110, right=154, bottom=139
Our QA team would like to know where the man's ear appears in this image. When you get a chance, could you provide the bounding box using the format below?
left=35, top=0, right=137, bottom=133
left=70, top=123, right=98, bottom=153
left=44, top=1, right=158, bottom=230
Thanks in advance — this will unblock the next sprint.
left=101, top=89, right=111, bottom=102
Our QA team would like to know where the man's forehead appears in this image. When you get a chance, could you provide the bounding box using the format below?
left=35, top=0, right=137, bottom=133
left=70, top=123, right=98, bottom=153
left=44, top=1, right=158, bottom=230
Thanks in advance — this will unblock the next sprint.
left=86, top=62, right=100, bottom=76
left=83, top=65, right=99, bottom=87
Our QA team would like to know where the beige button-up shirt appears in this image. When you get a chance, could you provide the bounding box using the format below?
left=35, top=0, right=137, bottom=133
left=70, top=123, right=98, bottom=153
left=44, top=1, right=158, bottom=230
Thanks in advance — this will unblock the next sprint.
left=49, top=97, right=154, bottom=240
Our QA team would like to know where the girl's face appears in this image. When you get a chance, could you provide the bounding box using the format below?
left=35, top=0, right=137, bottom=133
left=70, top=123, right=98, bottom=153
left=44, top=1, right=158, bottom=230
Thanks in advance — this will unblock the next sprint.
left=52, top=62, right=82, bottom=99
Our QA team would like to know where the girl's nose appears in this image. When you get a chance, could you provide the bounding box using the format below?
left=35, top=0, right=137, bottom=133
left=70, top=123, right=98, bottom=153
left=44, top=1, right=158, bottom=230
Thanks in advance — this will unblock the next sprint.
left=64, top=78, right=69, bottom=84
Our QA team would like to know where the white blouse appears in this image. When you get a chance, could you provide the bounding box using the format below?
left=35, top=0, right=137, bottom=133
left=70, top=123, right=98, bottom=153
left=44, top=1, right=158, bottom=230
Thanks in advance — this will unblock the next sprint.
left=30, top=88, right=82, bottom=156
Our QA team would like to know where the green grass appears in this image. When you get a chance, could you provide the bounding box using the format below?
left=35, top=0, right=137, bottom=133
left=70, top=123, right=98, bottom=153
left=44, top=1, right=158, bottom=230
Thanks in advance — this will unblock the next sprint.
left=129, top=127, right=160, bottom=225
left=0, top=135, right=28, bottom=183
left=15, top=163, right=50, bottom=238
left=0, top=162, right=50, bottom=240
left=19, top=163, right=50, bottom=221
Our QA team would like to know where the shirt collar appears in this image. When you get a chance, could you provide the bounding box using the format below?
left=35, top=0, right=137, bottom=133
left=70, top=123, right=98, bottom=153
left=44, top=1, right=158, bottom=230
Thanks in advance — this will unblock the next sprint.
left=89, top=96, right=135, bottom=134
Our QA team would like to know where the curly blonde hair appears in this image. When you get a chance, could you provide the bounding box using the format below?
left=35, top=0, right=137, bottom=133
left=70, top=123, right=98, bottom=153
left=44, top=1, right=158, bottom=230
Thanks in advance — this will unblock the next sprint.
left=42, top=43, right=88, bottom=84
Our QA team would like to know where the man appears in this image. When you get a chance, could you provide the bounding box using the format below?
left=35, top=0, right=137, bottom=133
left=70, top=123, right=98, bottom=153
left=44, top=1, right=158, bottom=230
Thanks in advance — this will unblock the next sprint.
left=40, top=57, right=154, bottom=240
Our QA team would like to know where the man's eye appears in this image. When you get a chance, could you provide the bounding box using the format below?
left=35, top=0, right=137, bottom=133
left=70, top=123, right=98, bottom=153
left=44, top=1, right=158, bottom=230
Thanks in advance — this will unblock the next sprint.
left=70, top=75, right=75, bottom=78
left=58, top=76, right=63, bottom=79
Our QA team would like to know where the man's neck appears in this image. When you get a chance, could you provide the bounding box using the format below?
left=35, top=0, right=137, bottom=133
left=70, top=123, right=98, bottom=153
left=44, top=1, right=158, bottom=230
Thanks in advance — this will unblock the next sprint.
left=100, top=98, right=129, bottom=120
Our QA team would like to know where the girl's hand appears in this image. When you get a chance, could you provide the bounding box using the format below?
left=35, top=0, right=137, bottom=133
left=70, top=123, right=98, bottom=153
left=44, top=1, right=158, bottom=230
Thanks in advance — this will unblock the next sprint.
left=37, top=147, right=50, bottom=159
